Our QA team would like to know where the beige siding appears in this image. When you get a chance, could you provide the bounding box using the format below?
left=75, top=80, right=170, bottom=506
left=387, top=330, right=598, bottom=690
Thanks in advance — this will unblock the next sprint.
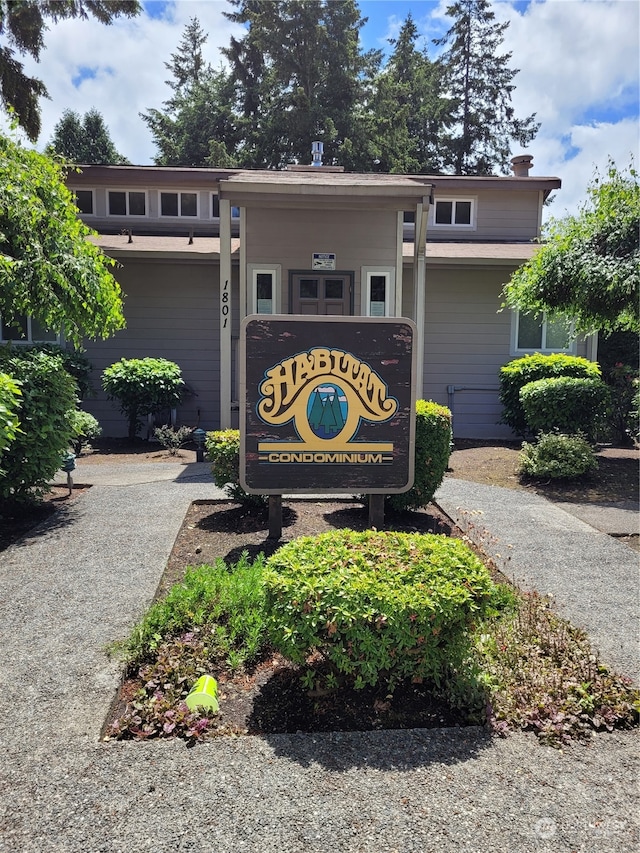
left=431, top=190, right=540, bottom=242
left=245, top=207, right=398, bottom=313
left=81, top=260, right=225, bottom=437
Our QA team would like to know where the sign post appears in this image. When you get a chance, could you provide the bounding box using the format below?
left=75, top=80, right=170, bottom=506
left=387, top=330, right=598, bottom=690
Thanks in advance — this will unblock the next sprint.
left=240, top=316, right=417, bottom=532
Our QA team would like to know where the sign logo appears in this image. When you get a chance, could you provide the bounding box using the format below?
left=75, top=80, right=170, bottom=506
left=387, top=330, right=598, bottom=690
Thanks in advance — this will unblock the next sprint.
left=257, top=347, right=398, bottom=457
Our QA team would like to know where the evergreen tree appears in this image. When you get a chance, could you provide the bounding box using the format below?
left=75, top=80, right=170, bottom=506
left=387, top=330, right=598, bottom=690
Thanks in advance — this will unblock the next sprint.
left=223, top=0, right=379, bottom=169
left=371, top=14, right=449, bottom=174
left=435, top=0, right=538, bottom=175
left=49, top=108, right=130, bottom=164
left=0, top=0, right=140, bottom=142
left=141, top=17, right=238, bottom=167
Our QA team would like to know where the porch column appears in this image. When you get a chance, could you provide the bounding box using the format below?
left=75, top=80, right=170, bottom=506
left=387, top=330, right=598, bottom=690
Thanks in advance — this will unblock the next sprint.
left=219, top=197, right=232, bottom=429
left=413, top=195, right=430, bottom=398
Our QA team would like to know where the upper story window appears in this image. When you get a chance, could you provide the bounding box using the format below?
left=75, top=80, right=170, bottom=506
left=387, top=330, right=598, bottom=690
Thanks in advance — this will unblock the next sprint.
left=512, top=311, right=575, bottom=354
left=71, top=189, right=94, bottom=215
left=211, top=195, right=240, bottom=219
left=108, top=190, right=147, bottom=217
left=1, top=315, right=59, bottom=344
left=161, top=191, right=198, bottom=217
left=431, top=198, right=476, bottom=228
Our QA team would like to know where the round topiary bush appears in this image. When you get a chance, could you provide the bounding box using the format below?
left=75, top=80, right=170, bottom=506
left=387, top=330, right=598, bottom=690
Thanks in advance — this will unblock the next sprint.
left=519, top=376, right=611, bottom=442
left=264, top=528, right=501, bottom=693
left=519, top=432, right=598, bottom=480
left=499, top=353, right=601, bottom=436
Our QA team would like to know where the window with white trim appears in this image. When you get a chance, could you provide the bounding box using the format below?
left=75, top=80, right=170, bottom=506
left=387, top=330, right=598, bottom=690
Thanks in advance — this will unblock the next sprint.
left=248, top=265, right=281, bottom=314
left=512, top=311, right=575, bottom=354
left=108, top=190, right=147, bottom=216
left=361, top=267, right=395, bottom=317
left=71, top=189, right=94, bottom=215
left=1, top=315, right=59, bottom=344
left=431, top=198, right=476, bottom=228
left=160, top=191, right=198, bottom=217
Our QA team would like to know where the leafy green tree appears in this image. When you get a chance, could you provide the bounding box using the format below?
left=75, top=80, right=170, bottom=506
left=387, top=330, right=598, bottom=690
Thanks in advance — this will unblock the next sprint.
left=0, top=127, right=125, bottom=347
left=0, top=0, right=140, bottom=142
left=435, top=0, right=538, bottom=175
left=371, top=14, right=449, bottom=174
left=49, top=108, right=130, bottom=164
left=503, top=161, right=640, bottom=335
left=141, top=17, right=238, bottom=167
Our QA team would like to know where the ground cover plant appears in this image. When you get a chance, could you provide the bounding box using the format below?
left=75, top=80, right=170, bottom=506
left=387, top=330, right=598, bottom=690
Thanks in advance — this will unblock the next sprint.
left=106, top=526, right=638, bottom=748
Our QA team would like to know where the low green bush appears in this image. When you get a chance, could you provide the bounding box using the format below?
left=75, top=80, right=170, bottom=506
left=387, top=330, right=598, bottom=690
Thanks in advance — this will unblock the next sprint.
left=264, top=528, right=503, bottom=694
left=27, top=344, right=94, bottom=401
left=122, top=552, right=267, bottom=669
left=604, top=362, right=639, bottom=445
left=102, top=357, right=185, bottom=440
left=68, top=409, right=101, bottom=455
left=519, top=432, right=598, bottom=480
left=0, top=349, right=77, bottom=502
left=519, top=376, right=611, bottom=442
left=386, top=399, right=452, bottom=512
left=499, top=354, right=601, bottom=436
left=205, top=428, right=266, bottom=507
left=0, top=373, right=21, bottom=461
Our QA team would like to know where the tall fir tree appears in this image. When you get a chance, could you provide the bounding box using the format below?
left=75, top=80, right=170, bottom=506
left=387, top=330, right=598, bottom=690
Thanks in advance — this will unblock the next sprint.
left=223, top=0, right=379, bottom=169
left=141, top=17, right=238, bottom=167
left=49, top=108, right=129, bottom=164
left=371, top=14, right=449, bottom=173
left=435, top=0, right=539, bottom=175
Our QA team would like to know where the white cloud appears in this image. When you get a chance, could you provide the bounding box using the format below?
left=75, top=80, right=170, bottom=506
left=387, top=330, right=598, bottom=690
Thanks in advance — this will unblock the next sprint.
left=16, top=1, right=242, bottom=164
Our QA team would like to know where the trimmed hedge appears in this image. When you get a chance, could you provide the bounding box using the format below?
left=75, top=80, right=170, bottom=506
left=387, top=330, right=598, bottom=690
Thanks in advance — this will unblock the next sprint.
left=0, top=349, right=77, bottom=501
left=264, top=528, right=502, bottom=693
left=385, top=399, right=452, bottom=512
left=499, top=354, right=601, bottom=436
left=519, top=376, right=611, bottom=441
left=0, top=373, right=21, bottom=460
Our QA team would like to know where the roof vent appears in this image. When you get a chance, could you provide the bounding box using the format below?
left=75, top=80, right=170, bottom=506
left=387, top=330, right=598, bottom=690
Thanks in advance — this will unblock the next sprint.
left=511, top=154, right=533, bottom=177
left=312, top=141, right=324, bottom=167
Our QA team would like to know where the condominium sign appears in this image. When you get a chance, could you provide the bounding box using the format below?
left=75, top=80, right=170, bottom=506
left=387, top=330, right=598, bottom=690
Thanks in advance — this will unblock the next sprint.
left=240, top=315, right=416, bottom=494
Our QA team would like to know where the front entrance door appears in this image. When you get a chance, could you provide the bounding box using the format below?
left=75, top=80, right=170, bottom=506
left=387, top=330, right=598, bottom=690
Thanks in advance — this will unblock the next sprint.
left=291, top=273, right=353, bottom=315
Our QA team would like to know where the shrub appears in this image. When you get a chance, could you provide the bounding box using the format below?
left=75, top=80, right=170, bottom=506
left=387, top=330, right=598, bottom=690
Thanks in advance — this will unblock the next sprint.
left=0, top=373, right=21, bottom=461
left=519, top=376, right=612, bottom=442
left=604, top=362, right=639, bottom=445
left=102, top=357, right=185, bottom=440
left=264, top=529, right=502, bottom=694
left=121, top=552, right=267, bottom=669
left=68, top=409, right=102, bottom=455
left=519, top=432, right=598, bottom=480
left=385, top=400, right=452, bottom=512
left=154, top=425, right=193, bottom=455
left=499, top=354, right=601, bottom=436
left=205, top=428, right=266, bottom=507
left=0, top=349, right=77, bottom=502
left=26, top=344, right=94, bottom=401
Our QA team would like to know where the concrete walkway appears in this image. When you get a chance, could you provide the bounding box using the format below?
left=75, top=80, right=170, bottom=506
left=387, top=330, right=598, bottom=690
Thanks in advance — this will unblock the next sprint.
left=0, top=461, right=637, bottom=853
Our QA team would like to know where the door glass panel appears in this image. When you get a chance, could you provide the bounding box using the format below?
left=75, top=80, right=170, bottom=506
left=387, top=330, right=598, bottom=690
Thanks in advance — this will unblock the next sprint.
left=324, top=279, right=343, bottom=299
left=299, top=279, right=318, bottom=299
left=370, top=275, right=386, bottom=316
left=256, top=273, right=273, bottom=314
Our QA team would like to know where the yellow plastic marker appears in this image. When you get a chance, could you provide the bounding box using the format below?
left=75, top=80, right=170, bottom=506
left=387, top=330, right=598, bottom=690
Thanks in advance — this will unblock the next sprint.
left=185, top=675, right=219, bottom=713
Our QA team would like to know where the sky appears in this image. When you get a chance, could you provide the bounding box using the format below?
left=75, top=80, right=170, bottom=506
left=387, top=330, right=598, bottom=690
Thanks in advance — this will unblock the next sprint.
left=7, top=0, right=639, bottom=221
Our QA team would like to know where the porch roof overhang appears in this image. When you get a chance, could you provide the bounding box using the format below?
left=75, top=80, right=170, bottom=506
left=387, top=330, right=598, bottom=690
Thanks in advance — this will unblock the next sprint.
left=218, top=171, right=435, bottom=210
left=88, top=234, right=241, bottom=260
left=403, top=241, right=542, bottom=266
